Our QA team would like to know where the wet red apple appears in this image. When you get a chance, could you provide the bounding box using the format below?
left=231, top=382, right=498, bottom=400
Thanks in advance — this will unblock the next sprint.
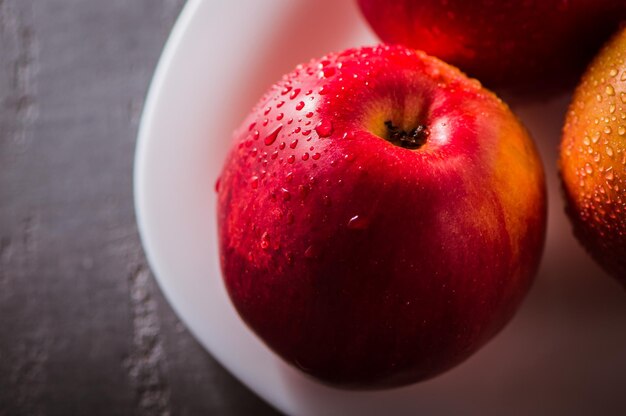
left=217, top=45, right=547, bottom=388
left=560, top=28, right=626, bottom=287
left=357, top=0, right=626, bottom=94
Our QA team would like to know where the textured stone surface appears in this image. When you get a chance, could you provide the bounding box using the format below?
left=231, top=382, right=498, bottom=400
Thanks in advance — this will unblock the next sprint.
left=0, top=1, right=279, bottom=414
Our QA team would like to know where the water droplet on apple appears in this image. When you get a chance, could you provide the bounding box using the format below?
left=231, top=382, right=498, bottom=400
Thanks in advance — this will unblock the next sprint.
left=606, top=146, right=615, bottom=157
left=287, top=155, right=295, bottom=164
left=250, top=176, right=259, bottom=189
left=252, top=130, right=260, bottom=140
left=304, top=245, right=318, bottom=259
left=619, top=126, right=626, bottom=136
left=281, top=85, right=292, bottom=95
left=289, top=88, right=301, bottom=100
left=306, top=112, right=314, bottom=118
left=296, top=101, right=305, bottom=111
left=319, top=67, right=336, bottom=78
left=281, top=188, right=291, bottom=201
left=277, top=100, right=285, bottom=108
left=312, top=153, right=321, bottom=160
left=260, top=232, right=270, bottom=250
left=276, top=113, right=284, bottom=121
left=248, top=122, right=256, bottom=131
left=315, top=119, right=333, bottom=137
left=318, top=86, right=328, bottom=95
left=264, top=124, right=283, bottom=146
left=347, top=215, right=368, bottom=230
left=302, top=152, right=310, bottom=161
left=302, top=129, right=312, bottom=136
left=264, top=106, right=272, bottom=115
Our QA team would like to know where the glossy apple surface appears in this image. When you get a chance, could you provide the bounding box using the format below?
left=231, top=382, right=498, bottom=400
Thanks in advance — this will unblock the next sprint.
left=560, top=28, right=626, bottom=287
left=217, top=45, right=546, bottom=388
left=357, top=0, right=626, bottom=93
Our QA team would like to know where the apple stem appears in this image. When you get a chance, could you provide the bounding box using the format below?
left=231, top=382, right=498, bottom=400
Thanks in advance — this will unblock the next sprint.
left=384, top=120, right=429, bottom=150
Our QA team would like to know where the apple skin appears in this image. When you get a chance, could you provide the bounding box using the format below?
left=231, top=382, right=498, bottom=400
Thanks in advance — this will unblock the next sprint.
left=560, top=28, right=626, bottom=287
left=217, top=45, right=547, bottom=388
left=357, top=0, right=626, bottom=93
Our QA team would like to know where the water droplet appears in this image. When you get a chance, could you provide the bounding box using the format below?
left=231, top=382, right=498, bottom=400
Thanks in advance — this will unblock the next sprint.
left=305, top=112, right=314, bottom=118
left=276, top=113, right=284, bottom=121
left=264, top=106, right=272, bottom=115
left=280, top=188, right=291, bottom=201
left=622, top=72, right=626, bottom=81
left=592, top=131, right=601, bottom=143
left=289, top=88, right=301, bottom=100
left=319, top=67, right=336, bottom=78
left=619, top=126, right=626, bottom=136
left=250, top=176, right=259, bottom=189
left=264, top=124, right=283, bottom=145
left=621, top=92, right=626, bottom=103
left=606, top=146, right=614, bottom=157
left=214, top=177, right=221, bottom=193
left=606, top=85, right=616, bottom=96
left=277, top=100, right=285, bottom=108
left=262, top=118, right=269, bottom=126
left=596, top=94, right=603, bottom=102
left=252, top=130, right=260, bottom=140
left=271, top=151, right=278, bottom=159
left=248, top=122, right=257, bottom=131
left=302, top=152, right=309, bottom=161
left=606, top=168, right=614, bottom=181
left=610, top=104, right=616, bottom=114
left=287, top=155, right=295, bottom=164
left=294, top=127, right=301, bottom=134
left=279, top=142, right=286, bottom=150
left=604, top=126, right=612, bottom=134
left=304, top=245, right=318, bottom=259
left=315, top=119, right=333, bottom=137
left=344, top=153, right=355, bottom=162
left=347, top=215, right=368, bottom=230
left=312, top=152, right=321, bottom=160
left=286, top=172, right=294, bottom=182
left=610, top=68, right=619, bottom=77
left=296, top=101, right=305, bottom=111
left=302, top=129, right=312, bottom=136
left=583, top=136, right=591, bottom=146
left=260, top=232, right=270, bottom=250
left=281, top=85, right=292, bottom=95
left=318, top=86, right=328, bottom=95
left=585, top=163, right=593, bottom=174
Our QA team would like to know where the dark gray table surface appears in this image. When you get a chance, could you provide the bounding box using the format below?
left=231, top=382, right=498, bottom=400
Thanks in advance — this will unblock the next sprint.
left=0, top=1, right=279, bottom=414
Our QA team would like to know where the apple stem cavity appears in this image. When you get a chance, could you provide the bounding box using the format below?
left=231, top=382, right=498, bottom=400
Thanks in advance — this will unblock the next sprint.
left=384, top=120, right=429, bottom=150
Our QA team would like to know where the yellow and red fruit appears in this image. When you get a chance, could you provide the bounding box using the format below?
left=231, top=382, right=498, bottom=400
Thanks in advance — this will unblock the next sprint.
left=560, top=28, right=626, bottom=287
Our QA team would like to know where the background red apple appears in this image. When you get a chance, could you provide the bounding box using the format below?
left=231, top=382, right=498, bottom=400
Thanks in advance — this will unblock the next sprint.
left=217, top=45, right=546, bottom=388
left=357, top=0, right=626, bottom=94
left=560, top=27, right=626, bottom=287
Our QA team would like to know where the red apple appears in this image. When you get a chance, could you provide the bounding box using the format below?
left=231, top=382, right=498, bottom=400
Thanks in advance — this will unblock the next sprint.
left=357, top=0, right=626, bottom=93
left=217, top=45, right=546, bottom=388
left=560, top=27, right=626, bottom=287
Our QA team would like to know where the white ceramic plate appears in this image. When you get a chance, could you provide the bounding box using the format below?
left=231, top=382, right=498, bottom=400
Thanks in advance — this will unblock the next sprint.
left=135, top=1, right=626, bottom=415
